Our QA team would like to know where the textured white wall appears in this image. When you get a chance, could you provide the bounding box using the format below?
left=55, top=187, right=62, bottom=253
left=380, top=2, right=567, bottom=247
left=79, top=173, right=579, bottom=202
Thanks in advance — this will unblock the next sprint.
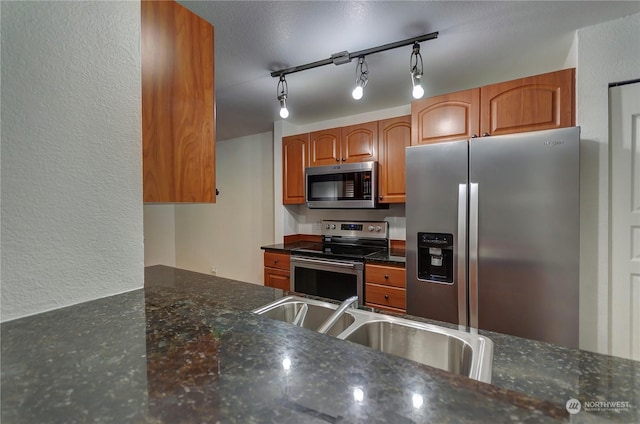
left=575, top=12, right=640, bottom=354
left=1, top=2, right=143, bottom=321
left=173, top=132, right=274, bottom=284
left=143, top=205, right=176, bottom=267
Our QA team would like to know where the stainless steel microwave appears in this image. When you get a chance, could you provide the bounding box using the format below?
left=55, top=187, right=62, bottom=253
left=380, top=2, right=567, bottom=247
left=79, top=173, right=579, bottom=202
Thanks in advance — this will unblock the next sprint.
left=305, top=161, right=386, bottom=209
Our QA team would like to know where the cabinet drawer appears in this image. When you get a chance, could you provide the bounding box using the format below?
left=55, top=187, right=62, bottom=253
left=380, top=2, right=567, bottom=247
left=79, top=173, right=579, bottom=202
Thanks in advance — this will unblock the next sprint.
left=365, top=283, right=406, bottom=310
left=264, top=251, right=290, bottom=271
left=366, top=264, right=405, bottom=288
left=264, top=267, right=291, bottom=291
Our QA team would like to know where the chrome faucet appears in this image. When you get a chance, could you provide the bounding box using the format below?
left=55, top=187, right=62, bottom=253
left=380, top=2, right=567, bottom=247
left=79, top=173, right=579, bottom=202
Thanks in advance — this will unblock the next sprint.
left=316, top=296, right=359, bottom=334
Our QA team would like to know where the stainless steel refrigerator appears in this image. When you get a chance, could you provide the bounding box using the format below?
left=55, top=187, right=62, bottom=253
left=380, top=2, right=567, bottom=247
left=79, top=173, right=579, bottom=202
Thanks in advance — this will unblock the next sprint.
left=406, top=127, right=580, bottom=348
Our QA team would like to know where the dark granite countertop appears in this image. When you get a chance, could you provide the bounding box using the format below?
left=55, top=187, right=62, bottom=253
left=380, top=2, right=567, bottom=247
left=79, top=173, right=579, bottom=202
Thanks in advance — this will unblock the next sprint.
left=2, top=266, right=638, bottom=423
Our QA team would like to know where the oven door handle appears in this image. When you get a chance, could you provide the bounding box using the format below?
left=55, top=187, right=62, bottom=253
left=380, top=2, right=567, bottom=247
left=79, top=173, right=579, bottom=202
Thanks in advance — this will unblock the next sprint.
left=290, top=256, right=361, bottom=270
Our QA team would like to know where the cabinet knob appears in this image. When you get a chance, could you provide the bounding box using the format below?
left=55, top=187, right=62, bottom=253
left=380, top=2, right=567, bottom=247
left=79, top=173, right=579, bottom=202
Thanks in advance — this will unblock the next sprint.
left=384, top=274, right=389, bottom=279
left=341, top=158, right=346, bottom=162
left=384, top=294, right=389, bottom=300
left=471, top=134, right=478, bottom=138
left=274, top=260, right=279, bottom=264
left=336, top=158, right=340, bottom=162
left=482, top=132, right=490, bottom=137
left=379, top=195, right=383, bottom=200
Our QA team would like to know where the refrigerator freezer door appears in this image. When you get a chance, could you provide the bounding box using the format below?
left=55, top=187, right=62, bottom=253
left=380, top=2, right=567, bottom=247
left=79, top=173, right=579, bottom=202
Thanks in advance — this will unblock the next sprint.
left=406, top=140, right=469, bottom=325
left=469, top=127, right=580, bottom=347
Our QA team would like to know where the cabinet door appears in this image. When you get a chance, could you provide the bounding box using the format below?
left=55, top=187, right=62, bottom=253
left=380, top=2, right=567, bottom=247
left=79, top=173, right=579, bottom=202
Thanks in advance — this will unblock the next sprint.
left=309, top=128, right=341, bottom=167
left=480, top=68, right=574, bottom=136
left=411, top=88, right=480, bottom=145
left=264, top=268, right=291, bottom=291
left=282, top=134, right=308, bottom=204
left=341, top=121, right=378, bottom=163
left=142, top=0, right=215, bottom=202
left=378, top=116, right=410, bottom=203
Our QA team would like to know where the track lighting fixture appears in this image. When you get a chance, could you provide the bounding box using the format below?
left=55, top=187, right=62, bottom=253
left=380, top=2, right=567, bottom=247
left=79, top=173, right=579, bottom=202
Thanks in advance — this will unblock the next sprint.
left=410, top=42, right=424, bottom=99
left=277, top=74, right=289, bottom=119
left=271, top=31, right=438, bottom=114
left=352, top=57, right=369, bottom=100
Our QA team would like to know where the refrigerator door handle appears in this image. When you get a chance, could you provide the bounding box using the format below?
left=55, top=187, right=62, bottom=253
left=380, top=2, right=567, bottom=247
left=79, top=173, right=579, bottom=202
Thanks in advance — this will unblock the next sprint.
left=457, top=184, right=468, bottom=326
left=469, top=183, right=479, bottom=328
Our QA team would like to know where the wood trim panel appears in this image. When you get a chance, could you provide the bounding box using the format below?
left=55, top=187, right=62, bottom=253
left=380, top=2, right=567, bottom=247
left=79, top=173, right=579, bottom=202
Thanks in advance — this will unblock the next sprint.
left=283, top=234, right=323, bottom=244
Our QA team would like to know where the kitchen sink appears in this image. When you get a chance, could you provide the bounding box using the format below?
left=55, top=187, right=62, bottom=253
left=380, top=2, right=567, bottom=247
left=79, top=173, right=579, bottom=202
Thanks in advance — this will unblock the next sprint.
left=339, top=318, right=489, bottom=382
left=253, top=296, right=493, bottom=383
left=252, top=296, right=355, bottom=337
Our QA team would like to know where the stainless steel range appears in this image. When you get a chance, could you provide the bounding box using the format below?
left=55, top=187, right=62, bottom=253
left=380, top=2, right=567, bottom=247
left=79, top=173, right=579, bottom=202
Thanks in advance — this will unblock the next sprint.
left=290, top=220, right=389, bottom=306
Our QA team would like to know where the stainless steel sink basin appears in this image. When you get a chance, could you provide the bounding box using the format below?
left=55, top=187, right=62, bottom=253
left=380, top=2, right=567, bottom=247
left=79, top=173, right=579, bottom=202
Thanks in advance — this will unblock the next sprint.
left=339, top=318, right=490, bottom=382
left=252, top=296, right=355, bottom=337
left=253, top=296, right=493, bottom=383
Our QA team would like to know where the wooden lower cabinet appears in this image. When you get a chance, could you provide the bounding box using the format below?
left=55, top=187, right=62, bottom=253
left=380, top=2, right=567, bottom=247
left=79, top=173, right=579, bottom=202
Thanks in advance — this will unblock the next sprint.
left=263, top=251, right=291, bottom=291
left=365, top=263, right=406, bottom=313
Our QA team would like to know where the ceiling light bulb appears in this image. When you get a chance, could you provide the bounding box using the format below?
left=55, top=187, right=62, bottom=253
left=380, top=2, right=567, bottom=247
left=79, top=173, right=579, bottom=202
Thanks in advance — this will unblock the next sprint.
left=352, top=57, right=368, bottom=101
left=410, top=42, right=425, bottom=100
left=352, top=85, right=363, bottom=100
left=280, top=105, right=289, bottom=119
left=412, top=84, right=424, bottom=99
left=276, top=74, right=289, bottom=119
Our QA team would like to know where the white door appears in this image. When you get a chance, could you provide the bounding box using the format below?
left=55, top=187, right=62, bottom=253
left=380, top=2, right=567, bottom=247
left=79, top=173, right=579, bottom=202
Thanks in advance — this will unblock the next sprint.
left=610, top=81, right=640, bottom=360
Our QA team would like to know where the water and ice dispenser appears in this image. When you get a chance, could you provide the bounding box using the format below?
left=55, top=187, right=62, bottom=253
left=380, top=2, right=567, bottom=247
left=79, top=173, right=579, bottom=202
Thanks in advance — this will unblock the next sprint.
left=417, top=233, right=454, bottom=284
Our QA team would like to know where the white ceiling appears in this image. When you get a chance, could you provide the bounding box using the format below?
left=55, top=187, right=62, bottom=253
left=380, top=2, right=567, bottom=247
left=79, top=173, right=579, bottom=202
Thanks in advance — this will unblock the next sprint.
left=178, top=1, right=640, bottom=141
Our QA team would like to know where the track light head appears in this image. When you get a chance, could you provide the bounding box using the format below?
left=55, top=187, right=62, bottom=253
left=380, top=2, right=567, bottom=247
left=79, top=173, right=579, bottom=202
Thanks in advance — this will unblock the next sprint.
left=410, top=42, right=424, bottom=99
left=352, top=57, right=368, bottom=100
left=276, top=74, right=289, bottom=119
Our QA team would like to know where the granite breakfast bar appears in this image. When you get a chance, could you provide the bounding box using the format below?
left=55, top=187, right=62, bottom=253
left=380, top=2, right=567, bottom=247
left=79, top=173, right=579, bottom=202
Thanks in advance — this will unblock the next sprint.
left=2, top=266, right=638, bottom=423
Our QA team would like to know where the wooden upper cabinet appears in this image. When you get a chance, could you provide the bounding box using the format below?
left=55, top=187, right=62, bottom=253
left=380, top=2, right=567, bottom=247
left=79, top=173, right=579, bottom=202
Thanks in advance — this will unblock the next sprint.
left=309, top=128, right=341, bottom=167
left=308, top=122, right=377, bottom=167
left=340, top=121, right=378, bottom=163
left=282, top=134, right=308, bottom=205
left=378, top=116, right=411, bottom=203
left=141, top=0, right=215, bottom=203
left=480, top=68, right=575, bottom=136
left=411, top=88, right=480, bottom=145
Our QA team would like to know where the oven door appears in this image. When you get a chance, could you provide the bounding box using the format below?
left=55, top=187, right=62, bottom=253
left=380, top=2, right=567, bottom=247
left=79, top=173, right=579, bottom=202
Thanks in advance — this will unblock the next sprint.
left=290, top=256, right=364, bottom=306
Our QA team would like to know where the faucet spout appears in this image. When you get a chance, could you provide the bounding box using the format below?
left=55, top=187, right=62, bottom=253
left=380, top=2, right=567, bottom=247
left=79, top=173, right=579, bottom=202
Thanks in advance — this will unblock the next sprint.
left=316, top=296, right=359, bottom=334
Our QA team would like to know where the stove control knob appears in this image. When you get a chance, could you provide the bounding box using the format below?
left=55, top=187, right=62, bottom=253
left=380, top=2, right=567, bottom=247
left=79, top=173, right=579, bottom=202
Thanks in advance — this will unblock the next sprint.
left=376, top=226, right=382, bottom=232
left=330, top=224, right=336, bottom=230
left=368, top=225, right=374, bottom=232
left=325, top=224, right=331, bottom=229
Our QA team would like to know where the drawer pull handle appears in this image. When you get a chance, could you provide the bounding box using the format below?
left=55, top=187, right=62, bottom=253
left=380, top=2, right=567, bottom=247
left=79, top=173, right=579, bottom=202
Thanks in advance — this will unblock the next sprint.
left=384, top=274, right=389, bottom=279
left=384, top=294, right=389, bottom=300
left=274, top=260, right=279, bottom=263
